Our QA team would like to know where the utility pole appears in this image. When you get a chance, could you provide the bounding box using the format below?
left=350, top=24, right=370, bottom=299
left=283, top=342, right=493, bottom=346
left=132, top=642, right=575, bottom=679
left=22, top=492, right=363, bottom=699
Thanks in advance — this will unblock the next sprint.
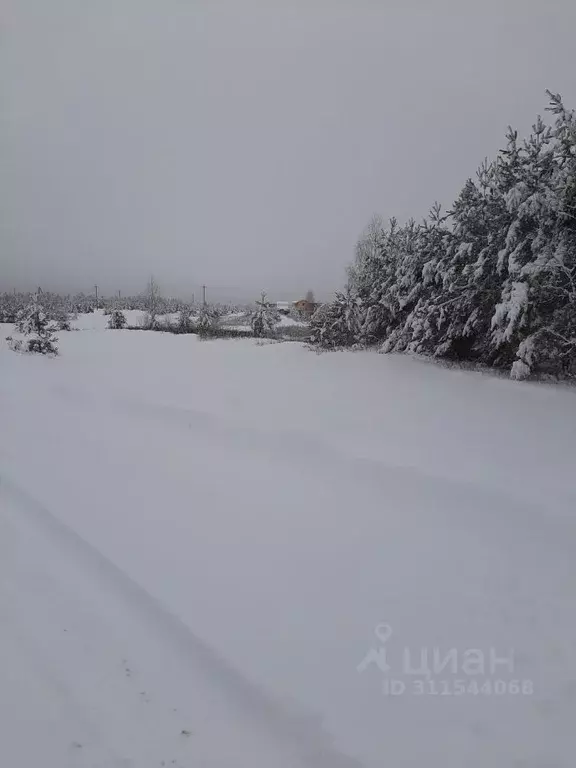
left=191, top=292, right=195, bottom=306
left=202, top=285, right=206, bottom=306
left=94, top=284, right=99, bottom=308
left=118, top=290, right=121, bottom=299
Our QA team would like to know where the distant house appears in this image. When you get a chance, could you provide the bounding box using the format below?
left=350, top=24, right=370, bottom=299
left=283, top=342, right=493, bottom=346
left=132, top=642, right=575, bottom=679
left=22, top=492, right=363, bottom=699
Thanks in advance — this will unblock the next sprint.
left=293, top=299, right=319, bottom=318
left=275, top=301, right=292, bottom=315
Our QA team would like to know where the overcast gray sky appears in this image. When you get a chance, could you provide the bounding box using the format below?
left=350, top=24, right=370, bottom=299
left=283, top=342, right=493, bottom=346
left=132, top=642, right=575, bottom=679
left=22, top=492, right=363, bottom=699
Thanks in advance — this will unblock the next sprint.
left=2, top=0, right=575, bottom=301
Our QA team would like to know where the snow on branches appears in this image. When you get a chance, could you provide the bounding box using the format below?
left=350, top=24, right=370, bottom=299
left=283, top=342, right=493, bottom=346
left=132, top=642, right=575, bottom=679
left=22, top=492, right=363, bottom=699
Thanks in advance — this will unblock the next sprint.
left=313, top=91, right=576, bottom=379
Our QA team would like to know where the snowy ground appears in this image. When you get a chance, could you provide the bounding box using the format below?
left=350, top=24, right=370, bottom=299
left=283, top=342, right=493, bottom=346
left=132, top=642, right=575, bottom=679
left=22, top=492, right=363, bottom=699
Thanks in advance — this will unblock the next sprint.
left=1, top=314, right=576, bottom=767
left=73, top=310, right=176, bottom=330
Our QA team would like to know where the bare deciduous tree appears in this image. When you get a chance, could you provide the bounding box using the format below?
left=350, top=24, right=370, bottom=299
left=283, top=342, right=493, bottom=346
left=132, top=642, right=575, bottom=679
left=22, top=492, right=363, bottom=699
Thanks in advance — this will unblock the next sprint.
left=143, top=276, right=161, bottom=329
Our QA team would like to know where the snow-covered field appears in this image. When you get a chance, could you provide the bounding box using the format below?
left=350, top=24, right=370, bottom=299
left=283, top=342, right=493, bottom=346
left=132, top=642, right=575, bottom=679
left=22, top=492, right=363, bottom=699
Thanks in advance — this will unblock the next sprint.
left=72, top=309, right=307, bottom=333
left=1, top=313, right=576, bottom=767
left=73, top=310, right=177, bottom=330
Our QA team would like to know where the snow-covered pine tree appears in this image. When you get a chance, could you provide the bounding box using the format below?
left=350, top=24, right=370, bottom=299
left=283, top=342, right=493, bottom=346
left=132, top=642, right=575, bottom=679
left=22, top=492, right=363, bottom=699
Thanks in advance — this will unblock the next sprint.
left=400, top=176, right=503, bottom=361
left=7, top=294, right=59, bottom=354
left=508, top=92, right=576, bottom=378
left=108, top=309, right=127, bottom=329
left=51, top=304, right=73, bottom=331
left=250, top=293, right=281, bottom=338
left=0, top=292, right=26, bottom=323
left=490, top=118, right=555, bottom=368
left=347, top=215, right=390, bottom=342
left=196, top=304, right=221, bottom=336
left=424, top=184, right=489, bottom=358
left=487, top=100, right=576, bottom=378
left=455, top=158, right=513, bottom=363
left=383, top=206, right=450, bottom=354
left=176, top=304, right=194, bottom=333
left=309, top=290, right=363, bottom=348
left=311, top=90, right=576, bottom=379
left=379, top=218, right=423, bottom=344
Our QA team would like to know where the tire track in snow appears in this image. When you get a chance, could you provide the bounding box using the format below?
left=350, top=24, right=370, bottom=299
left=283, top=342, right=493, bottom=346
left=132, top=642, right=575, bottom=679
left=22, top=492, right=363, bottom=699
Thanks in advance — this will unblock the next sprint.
left=0, top=475, right=363, bottom=768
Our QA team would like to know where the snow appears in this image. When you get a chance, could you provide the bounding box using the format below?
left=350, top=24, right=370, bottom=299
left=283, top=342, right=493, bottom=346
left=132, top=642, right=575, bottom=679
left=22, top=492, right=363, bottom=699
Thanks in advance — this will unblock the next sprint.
left=71, top=310, right=144, bottom=331
left=278, top=314, right=307, bottom=326
left=1, top=317, right=576, bottom=767
left=0, top=480, right=332, bottom=768
left=70, top=310, right=307, bottom=333
left=227, top=314, right=307, bottom=332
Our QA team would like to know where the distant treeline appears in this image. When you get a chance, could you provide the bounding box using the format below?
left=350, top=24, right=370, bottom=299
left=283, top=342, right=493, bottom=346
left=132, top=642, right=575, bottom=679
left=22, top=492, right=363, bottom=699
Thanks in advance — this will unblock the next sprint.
left=0, top=286, right=311, bottom=343
left=0, top=288, right=243, bottom=322
left=312, top=91, right=576, bottom=380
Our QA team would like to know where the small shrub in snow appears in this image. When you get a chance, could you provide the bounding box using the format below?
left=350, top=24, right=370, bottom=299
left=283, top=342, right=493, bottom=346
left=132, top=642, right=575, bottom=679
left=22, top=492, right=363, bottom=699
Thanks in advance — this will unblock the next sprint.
left=309, top=292, right=360, bottom=348
left=7, top=297, right=59, bottom=355
left=510, top=360, right=531, bottom=381
left=277, top=324, right=311, bottom=341
left=250, top=293, right=280, bottom=338
left=108, top=309, right=127, bottom=329
left=0, top=292, right=26, bottom=323
left=50, top=307, right=72, bottom=331
left=176, top=306, right=195, bottom=333
left=196, top=304, right=221, bottom=336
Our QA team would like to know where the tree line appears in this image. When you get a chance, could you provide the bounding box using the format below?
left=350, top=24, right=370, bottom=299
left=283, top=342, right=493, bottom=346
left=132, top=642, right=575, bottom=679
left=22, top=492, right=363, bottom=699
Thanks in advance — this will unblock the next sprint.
left=311, top=91, right=576, bottom=380
left=1, top=283, right=311, bottom=355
